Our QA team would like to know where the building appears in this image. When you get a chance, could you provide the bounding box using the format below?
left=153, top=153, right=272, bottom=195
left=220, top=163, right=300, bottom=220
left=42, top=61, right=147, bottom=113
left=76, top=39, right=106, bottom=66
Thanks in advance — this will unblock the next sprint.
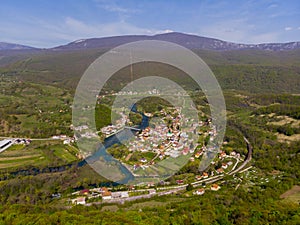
left=120, top=191, right=129, bottom=198
left=0, top=139, right=13, bottom=153
left=211, top=184, right=221, bottom=191
left=111, top=191, right=129, bottom=199
left=202, top=172, right=209, bottom=179
left=149, top=189, right=156, bottom=194
left=195, top=151, right=203, bottom=158
left=71, top=197, right=86, bottom=205
left=195, top=175, right=202, bottom=180
left=80, top=189, right=89, bottom=195
left=230, top=151, right=236, bottom=156
left=216, top=168, right=224, bottom=174
left=194, top=188, right=205, bottom=195
left=102, top=191, right=112, bottom=200
left=222, top=163, right=228, bottom=169
left=101, top=187, right=112, bottom=200
left=219, top=151, right=227, bottom=159
left=176, top=180, right=184, bottom=185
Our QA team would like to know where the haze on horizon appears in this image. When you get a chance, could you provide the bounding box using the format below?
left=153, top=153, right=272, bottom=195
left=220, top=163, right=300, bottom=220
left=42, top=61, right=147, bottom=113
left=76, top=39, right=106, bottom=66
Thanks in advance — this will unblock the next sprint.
left=0, top=0, right=299, bottom=48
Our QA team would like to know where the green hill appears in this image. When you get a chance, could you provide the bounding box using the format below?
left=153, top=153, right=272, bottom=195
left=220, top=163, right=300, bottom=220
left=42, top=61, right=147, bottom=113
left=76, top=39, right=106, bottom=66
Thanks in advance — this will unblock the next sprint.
left=0, top=47, right=300, bottom=93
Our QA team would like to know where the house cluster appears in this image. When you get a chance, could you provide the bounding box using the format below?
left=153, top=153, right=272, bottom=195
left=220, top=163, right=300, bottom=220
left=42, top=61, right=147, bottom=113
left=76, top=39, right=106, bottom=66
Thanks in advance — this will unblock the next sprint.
left=113, top=89, right=160, bottom=96
left=71, top=125, right=98, bottom=139
left=193, top=183, right=221, bottom=196
left=14, top=138, right=31, bottom=145
left=195, top=150, right=241, bottom=180
left=125, top=108, right=200, bottom=169
left=52, top=134, right=68, bottom=140
left=71, top=187, right=131, bottom=205
left=51, top=134, right=75, bottom=145
left=100, top=113, right=128, bottom=137
left=0, top=138, right=32, bottom=154
left=194, top=146, right=206, bottom=159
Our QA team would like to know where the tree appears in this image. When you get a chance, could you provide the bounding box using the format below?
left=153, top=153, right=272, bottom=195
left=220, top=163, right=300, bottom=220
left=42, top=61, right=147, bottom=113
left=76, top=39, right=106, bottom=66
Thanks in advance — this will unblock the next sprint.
left=186, top=183, right=193, bottom=191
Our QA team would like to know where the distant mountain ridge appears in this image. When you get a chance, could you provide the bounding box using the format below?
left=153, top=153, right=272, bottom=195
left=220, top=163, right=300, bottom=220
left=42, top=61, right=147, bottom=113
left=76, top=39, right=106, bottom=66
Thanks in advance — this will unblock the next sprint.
left=0, top=32, right=299, bottom=94
left=52, top=32, right=300, bottom=51
left=1, top=32, right=300, bottom=52
left=0, top=42, right=36, bottom=50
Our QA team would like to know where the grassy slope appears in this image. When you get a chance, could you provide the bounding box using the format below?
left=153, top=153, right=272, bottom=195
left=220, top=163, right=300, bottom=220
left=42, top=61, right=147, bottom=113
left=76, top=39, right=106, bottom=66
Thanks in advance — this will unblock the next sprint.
left=0, top=48, right=299, bottom=224
left=0, top=48, right=299, bottom=93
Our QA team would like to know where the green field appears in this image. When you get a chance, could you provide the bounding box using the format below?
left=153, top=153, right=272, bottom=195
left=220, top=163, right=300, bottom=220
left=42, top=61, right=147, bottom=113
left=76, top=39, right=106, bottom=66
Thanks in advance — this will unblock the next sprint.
left=280, top=186, right=300, bottom=204
left=0, top=141, right=79, bottom=171
left=0, top=48, right=299, bottom=224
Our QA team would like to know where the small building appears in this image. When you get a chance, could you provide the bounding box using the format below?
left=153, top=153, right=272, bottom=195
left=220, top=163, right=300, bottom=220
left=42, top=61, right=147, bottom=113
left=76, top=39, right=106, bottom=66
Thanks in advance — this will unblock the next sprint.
left=182, top=147, right=189, bottom=155
left=80, top=189, right=89, bottom=195
left=149, top=189, right=156, bottom=194
left=111, top=192, right=121, bottom=198
left=110, top=191, right=129, bottom=198
left=121, top=191, right=129, bottom=198
left=219, top=151, right=227, bottom=159
left=211, top=184, right=221, bottom=191
left=202, top=172, right=209, bottom=179
left=140, top=158, right=147, bottom=163
left=194, top=188, right=205, bottom=195
left=222, top=163, right=228, bottom=169
left=63, top=139, right=71, bottom=145
left=102, top=191, right=112, bottom=200
left=176, top=180, right=184, bottom=185
left=216, top=168, right=224, bottom=174
left=195, top=151, right=203, bottom=158
left=227, top=161, right=233, bottom=166
left=72, top=197, right=86, bottom=205
left=230, top=151, right=236, bottom=156
left=195, top=175, right=202, bottom=180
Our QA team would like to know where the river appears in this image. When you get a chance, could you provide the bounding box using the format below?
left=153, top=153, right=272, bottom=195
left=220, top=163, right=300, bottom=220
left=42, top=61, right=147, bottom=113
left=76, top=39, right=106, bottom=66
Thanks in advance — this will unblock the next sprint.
left=84, top=103, right=149, bottom=184
left=0, top=104, right=149, bottom=184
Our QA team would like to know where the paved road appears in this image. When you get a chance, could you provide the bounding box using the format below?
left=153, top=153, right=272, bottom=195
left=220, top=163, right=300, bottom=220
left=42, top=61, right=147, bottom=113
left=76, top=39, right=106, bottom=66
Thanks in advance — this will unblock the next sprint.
left=85, top=136, right=253, bottom=206
left=0, top=136, right=64, bottom=141
left=228, top=137, right=252, bottom=175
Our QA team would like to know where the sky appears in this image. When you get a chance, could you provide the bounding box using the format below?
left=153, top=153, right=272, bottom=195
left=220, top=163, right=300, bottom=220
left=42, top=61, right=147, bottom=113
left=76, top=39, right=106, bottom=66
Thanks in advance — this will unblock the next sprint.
left=0, top=0, right=299, bottom=48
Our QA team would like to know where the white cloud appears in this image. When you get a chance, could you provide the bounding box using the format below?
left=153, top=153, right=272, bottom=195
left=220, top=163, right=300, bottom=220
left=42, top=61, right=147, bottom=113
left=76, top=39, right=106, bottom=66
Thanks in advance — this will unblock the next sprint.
left=196, top=18, right=282, bottom=44
left=62, top=17, right=162, bottom=38
left=0, top=15, right=168, bottom=48
left=248, top=32, right=279, bottom=44
left=94, top=0, right=140, bottom=14
left=151, top=29, right=174, bottom=35
left=284, top=27, right=293, bottom=31
left=268, top=4, right=278, bottom=8
left=198, top=19, right=252, bottom=43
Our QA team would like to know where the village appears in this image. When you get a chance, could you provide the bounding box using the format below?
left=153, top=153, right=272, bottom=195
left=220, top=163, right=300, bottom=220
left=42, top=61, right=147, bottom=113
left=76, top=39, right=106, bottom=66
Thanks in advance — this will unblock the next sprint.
left=68, top=147, right=243, bottom=206
left=66, top=103, right=246, bottom=206
left=0, top=90, right=250, bottom=208
left=99, top=104, right=207, bottom=170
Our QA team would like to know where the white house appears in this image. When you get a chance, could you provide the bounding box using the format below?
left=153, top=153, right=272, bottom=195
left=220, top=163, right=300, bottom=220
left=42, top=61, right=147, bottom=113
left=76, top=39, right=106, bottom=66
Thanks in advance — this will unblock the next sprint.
left=194, top=188, right=205, bottom=195
left=71, top=197, right=86, bottom=205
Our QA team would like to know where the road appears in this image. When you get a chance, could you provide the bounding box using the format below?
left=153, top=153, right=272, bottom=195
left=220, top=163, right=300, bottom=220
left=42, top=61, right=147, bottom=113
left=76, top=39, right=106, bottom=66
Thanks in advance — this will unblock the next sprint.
left=84, top=136, right=253, bottom=205
left=228, top=137, right=252, bottom=175
left=0, top=136, right=66, bottom=141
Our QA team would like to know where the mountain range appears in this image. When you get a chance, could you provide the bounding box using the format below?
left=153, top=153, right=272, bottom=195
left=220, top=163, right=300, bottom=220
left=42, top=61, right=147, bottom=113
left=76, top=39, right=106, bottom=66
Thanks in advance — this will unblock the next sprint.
left=0, top=42, right=36, bottom=50
left=1, top=32, right=300, bottom=51
left=0, top=32, right=299, bottom=94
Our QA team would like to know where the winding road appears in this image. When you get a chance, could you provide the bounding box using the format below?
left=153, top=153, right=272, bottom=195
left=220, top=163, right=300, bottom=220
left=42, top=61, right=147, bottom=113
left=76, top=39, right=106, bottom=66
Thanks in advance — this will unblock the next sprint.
left=92, top=136, right=253, bottom=205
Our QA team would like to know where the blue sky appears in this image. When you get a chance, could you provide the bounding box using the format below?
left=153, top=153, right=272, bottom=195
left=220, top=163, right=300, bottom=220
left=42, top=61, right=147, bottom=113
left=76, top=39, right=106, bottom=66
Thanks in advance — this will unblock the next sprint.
left=0, top=0, right=299, bottom=48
